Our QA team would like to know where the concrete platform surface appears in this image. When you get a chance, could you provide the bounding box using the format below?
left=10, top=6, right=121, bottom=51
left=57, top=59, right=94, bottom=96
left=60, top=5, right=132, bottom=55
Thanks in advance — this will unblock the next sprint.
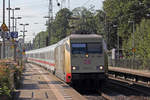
left=109, top=66, right=150, bottom=78
left=14, top=63, right=86, bottom=100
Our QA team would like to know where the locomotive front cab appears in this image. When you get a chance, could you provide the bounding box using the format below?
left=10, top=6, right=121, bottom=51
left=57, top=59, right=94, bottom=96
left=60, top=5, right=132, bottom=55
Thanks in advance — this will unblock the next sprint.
left=70, top=35, right=107, bottom=81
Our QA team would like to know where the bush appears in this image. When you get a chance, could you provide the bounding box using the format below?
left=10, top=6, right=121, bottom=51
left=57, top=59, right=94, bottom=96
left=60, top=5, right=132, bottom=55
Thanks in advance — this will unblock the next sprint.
left=0, top=65, right=11, bottom=98
left=0, top=60, right=23, bottom=99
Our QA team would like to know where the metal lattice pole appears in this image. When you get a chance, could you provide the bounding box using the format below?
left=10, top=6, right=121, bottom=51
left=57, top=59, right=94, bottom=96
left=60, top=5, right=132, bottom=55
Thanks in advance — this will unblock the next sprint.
left=68, top=0, right=70, bottom=9
left=48, top=0, right=53, bottom=45
left=39, top=34, right=40, bottom=48
left=8, top=0, right=10, bottom=33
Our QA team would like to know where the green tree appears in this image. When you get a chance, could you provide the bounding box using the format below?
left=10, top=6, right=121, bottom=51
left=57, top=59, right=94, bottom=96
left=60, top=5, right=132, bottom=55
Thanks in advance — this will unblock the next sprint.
left=71, top=7, right=97, bottom=33
left=33, top=8, right=72, bottom=47
left=134, top=19, right=150, bottom=69
left=51, top=8, right=72, bottom=44
left=103, top=0, right=150, bottom=51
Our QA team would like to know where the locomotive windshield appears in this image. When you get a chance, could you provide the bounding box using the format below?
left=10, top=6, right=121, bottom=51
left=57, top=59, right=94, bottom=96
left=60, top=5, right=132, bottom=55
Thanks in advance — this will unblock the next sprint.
left=71, top=43, right=102, bottom=54
left=71, top=43, right=86, bottom=54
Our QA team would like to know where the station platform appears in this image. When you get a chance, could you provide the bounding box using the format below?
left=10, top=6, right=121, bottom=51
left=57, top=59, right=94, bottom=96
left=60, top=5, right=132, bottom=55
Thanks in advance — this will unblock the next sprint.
left=14, top=63, right=86, bottom=100
left=109, top=66, right=150, bottom=78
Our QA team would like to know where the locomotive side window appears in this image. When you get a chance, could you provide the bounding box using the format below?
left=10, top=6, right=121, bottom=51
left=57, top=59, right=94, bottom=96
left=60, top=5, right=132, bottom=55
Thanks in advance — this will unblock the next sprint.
left=65, top=43, right=70, bottom=51
left=71, top=43, right=86, bottom=54
left=87, top=43, right=102, bottom=53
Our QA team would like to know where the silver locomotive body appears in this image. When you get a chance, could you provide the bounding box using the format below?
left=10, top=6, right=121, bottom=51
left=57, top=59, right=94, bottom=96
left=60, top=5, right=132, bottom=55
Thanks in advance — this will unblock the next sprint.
left=70, top=34, right=108, bottom=82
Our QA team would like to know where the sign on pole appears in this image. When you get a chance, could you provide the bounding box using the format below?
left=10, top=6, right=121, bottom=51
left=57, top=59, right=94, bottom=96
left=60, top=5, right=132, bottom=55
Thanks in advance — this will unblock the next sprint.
left=1, top=23, right=9, bottom=32
left=132, top=48, right=136, bottom=52
left=0, top=27, right=2, bottom=36
left=18, top=38, right=24, bottom=44
left=0, top=32, right=10, bottom=39
left=11, top=32, right=18, bottom=38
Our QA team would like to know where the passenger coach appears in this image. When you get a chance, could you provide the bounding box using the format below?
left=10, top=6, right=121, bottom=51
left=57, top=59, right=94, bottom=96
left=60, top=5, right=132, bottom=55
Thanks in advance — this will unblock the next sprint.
left=26, top=34, right=108, bottom=84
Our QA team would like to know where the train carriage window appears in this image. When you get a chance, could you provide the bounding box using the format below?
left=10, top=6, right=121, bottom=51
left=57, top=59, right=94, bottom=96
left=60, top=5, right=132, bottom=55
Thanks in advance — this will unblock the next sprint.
left=49, top=51, right=51, bottom=60
left=45, top=52, right=48, bottom=59
left=38, top=53, right=40, bottom=58
left=40, top=53, right=42, bottom=58
left=41, top=53, right=44, bottom=59
left=42, top=53, right=44, bottom=59
left=31, top=54, right=33, bottom=57
left=44, top=52, right=47, bottom=59
left=48, top=51, right=50, bottom=59
left=42, top=53, right=45, bottom=59
left=32, top=54, right=34, bottom=58
left=41, top=53, right=43, bottom=59
left=33, top=54, right=35, bottom=58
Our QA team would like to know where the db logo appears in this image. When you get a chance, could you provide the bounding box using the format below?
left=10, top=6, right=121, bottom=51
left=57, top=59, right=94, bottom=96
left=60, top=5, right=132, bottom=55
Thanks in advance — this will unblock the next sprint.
left=84, top=59, right=91, bottom=64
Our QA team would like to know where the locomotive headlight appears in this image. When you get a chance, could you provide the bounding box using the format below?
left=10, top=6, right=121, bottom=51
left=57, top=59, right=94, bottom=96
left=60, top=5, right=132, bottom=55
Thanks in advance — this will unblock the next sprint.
left=99, top=66, right=103, bottom=70
left=96, top=65, right=104, bottom=70
left=72, top=66, right=76, bottom=70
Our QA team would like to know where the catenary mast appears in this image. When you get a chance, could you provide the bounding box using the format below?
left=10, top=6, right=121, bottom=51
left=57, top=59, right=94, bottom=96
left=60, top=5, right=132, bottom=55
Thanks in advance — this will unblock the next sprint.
left=48, top=0, right=53, bottom=45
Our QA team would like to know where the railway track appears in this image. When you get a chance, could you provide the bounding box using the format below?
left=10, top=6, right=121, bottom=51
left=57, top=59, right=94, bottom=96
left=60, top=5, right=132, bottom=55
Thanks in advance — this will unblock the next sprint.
left=108, top=76, right=150, bottom=96
left=79, top=90, right=107, bottom=100
left=77, top=76, right=150, bottom=100
left=100, top=77, right=150, bottom=100
left=76, top=85, right=126, bottom=100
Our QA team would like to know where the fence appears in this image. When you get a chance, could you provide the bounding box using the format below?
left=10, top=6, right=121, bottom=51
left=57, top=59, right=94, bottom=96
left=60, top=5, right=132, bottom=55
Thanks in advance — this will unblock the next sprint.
left=108, top=57, right=150, bottom=70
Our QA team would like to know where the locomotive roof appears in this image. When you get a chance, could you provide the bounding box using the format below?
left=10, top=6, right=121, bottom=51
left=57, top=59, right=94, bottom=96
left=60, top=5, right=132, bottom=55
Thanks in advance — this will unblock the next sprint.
left=69, top=34, right=102, bottom=39
left=26, top=34, right=103, bottom=54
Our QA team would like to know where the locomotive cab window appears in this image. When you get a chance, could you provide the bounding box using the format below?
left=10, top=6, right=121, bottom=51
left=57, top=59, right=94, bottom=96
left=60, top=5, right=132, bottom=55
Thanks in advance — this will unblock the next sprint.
left=71, top=43, right=86, bottom=54
left=71, top=43, right=102, bottom=54
left=87, top=43, right=102, bottom=53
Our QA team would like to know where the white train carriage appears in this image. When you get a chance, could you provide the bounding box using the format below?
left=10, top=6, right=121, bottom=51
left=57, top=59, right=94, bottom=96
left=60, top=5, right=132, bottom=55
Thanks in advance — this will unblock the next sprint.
left=27, top=44, right=56, bottom=72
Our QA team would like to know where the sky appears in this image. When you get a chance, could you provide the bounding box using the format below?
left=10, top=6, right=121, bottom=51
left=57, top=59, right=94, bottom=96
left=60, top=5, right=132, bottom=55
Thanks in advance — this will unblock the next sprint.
left=0, top=0, right=104, bottom=42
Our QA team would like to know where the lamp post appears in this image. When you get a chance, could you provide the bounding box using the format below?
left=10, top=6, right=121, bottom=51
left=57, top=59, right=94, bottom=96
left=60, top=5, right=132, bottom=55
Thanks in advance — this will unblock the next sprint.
left=113, top=25, right=120, bottom=59
left=128, top=21, right=135, bottom=68
left=146, top=13, right=150, bottom=17
left=7, top=8, right=20, bottom=32
left=8, top=8, right=20, bottom=61
left=128, top=21, right=135, bottom=56
left=11, top=17, right=22, bottom=32
left=44, top=16, right=51, bottom=45
left=2, top=0, right=6, bottom=59
left=9, top=17, right=21, bottom=60
left=3, top=0, right=5, bottom=23
left=8, top=0, right=10, bottom=34
left=39, top=34, right=40, bottom=48
left=20, top=23, right=29, bottom=43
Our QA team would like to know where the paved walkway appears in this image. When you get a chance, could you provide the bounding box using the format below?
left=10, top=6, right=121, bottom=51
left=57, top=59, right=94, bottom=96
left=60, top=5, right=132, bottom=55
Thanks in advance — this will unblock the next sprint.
left=14, top=63, right=86, bottom=100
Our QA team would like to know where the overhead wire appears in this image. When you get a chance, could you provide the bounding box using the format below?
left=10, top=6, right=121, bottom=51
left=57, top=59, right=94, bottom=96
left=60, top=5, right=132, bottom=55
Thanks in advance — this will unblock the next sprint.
left=81, top=0, right=98, bottom=8
left=82, top=0, right=92, bottom=7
